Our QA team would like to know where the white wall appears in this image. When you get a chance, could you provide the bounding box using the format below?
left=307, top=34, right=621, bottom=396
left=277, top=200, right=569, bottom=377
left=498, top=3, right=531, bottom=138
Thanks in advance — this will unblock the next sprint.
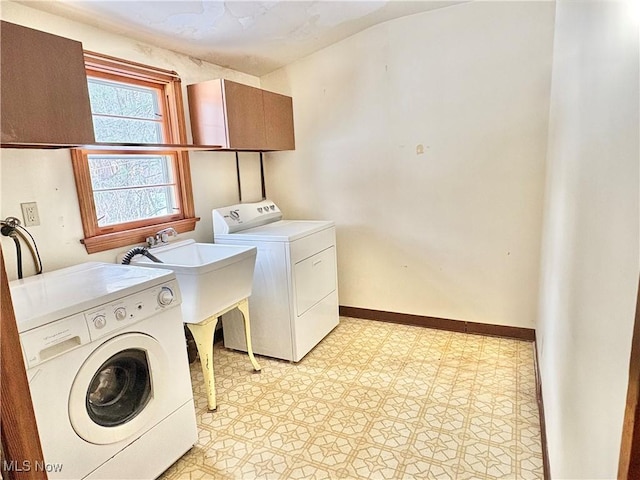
left=261, top=2, right=555, bottom=328
left=536, top=1, right=640, bottom=478
left=0, top=1, right=265, bottom=279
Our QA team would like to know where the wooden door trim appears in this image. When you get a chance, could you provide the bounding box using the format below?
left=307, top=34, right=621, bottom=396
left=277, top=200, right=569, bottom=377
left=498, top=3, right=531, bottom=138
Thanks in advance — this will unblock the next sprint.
left=1, top=246, right=47, bottom=479
left=618, top=276, right=640, bottom=479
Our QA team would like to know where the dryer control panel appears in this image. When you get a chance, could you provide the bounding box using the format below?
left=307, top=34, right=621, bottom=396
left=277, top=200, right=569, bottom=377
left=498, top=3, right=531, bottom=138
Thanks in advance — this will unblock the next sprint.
left=213, top=199, right=282, bottom=234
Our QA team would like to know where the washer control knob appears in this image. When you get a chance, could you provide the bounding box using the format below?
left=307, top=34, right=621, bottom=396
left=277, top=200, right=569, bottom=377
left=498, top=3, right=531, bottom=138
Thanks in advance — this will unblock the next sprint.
left=114, top=307, right=127, bottom=321
left=93, top=315, right=107, bottom=329
left=158, top=287, right=174, bottom=306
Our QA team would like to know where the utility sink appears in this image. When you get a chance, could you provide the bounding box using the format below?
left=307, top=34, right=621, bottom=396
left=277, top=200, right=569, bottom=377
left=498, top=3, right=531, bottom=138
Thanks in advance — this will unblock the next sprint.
left=130, top=239, right=257, bottom=324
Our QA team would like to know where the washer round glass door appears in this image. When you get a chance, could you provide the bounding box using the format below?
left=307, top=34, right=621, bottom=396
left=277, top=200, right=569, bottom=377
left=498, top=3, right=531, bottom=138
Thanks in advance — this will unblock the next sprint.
left=69, top=333, right=168, bottom=445
left=86, top=349, right=151, bottom=427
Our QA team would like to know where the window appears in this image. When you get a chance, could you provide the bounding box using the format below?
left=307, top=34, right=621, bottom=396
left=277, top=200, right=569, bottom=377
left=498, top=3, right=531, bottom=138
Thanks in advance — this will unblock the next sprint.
left=72, top=52, right=197, bottom=254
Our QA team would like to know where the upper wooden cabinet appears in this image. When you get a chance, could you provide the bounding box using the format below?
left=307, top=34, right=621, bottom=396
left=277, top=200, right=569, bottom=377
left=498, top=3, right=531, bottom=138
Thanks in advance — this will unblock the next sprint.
left=1, top=21, right=95, bottom=146
left=263, top=90, right=295, bottom=151
left=187, top=79, right=295, bottom=151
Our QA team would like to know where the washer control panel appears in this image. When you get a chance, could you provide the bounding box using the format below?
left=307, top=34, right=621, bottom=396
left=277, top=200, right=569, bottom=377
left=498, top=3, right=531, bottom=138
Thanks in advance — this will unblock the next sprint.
left=20, top=279, right=183, bottom=368
left=213, top=199, right=282, bottom=234
left=84, top=279, right=181, bottom=341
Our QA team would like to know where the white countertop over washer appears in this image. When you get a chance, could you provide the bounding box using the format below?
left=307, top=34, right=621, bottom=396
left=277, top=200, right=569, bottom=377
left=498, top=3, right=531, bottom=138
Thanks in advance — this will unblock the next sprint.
left=10, top=262, right=174, bottom=333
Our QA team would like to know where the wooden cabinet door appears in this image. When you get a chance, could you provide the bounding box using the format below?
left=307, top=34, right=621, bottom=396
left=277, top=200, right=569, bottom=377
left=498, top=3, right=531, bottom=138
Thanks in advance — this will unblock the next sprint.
left=222, top=80, right=267, bottom=150
left=1, top=21, right=94, bottom=146
left=187, top=79, right=295, bottom=151
left=187, top=79, right=227, bottom=146
left=263, top=90, right=295, bottom=151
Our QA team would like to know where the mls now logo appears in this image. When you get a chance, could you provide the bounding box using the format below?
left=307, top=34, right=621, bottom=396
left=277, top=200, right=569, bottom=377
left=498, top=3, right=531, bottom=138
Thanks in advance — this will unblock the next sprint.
left=3, top=460, right=63, bottom=473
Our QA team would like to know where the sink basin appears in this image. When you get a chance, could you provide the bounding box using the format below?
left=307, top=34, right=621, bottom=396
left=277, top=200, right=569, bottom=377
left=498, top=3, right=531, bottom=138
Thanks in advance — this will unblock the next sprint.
left=130, top=239, right=257, bottom=324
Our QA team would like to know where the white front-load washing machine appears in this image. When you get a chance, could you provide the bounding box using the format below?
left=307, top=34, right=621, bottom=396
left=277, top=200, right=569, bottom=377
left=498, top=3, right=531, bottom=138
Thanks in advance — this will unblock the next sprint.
left=10, top=262, right=197, bottom=479
left=213, top=200, right=339, bottom=362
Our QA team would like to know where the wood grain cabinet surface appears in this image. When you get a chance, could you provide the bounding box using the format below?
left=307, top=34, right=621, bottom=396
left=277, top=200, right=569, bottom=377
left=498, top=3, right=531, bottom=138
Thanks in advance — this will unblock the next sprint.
left=187, top=79, right=295, bottom=151
left=263, top=89, right=295, bottom=151
left=1, top=21, right=95, bottom=146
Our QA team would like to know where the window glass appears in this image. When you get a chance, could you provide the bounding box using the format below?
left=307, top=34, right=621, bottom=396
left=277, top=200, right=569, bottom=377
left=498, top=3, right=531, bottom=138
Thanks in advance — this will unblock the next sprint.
left=88, top=78, right=164, bottom=143
left=88, top=154, right=178, bottom=226
left=88, top=78, right=159, bottom=119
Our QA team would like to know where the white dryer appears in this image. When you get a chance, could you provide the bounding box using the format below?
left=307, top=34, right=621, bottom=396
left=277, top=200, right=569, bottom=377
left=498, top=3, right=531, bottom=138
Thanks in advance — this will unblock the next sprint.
left=213, top=200, right=339, bottom=362
left=10, top=262, right=197, bottom=479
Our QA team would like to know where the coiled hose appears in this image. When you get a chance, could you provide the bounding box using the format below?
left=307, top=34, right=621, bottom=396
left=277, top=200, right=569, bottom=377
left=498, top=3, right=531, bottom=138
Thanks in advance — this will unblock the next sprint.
left=121, top=246, right=164, bottom=265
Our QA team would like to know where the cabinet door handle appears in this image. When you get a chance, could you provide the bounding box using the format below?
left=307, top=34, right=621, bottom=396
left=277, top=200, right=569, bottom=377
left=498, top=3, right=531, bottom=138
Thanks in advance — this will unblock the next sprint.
left=313, top=259, right=323, bottom=267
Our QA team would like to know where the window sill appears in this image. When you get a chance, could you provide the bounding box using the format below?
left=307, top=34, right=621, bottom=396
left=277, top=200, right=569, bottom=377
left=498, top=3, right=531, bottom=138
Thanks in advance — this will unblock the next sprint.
left=81, top=217, right=199, bottom=254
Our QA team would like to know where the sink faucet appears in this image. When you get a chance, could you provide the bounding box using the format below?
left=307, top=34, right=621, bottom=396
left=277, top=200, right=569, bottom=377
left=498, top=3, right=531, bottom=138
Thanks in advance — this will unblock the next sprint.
left=147, top=227, right=178, bottom=248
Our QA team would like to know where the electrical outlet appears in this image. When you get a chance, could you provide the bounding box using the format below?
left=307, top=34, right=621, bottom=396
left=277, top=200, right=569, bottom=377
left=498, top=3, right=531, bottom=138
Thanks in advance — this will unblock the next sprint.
left=21, top=202, right=40, bottom=226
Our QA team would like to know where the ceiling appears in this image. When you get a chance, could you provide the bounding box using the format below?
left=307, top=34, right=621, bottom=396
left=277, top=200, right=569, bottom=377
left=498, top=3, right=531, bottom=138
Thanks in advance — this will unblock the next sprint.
left=19, top=1, right=463, bottom=77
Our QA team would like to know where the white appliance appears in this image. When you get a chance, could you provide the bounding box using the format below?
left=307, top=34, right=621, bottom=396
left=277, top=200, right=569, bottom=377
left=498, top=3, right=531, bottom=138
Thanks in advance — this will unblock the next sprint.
left=10, top=262, right=197, bottom=480
left=213, top=200, right=339, bottom=362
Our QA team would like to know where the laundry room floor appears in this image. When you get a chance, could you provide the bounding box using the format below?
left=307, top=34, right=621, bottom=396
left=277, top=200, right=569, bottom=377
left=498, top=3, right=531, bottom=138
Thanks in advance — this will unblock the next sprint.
left=160, top=317, right=544, bottom=479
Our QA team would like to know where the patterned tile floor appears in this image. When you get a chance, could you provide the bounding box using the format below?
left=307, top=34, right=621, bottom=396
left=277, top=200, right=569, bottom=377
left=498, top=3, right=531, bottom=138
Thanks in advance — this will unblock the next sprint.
left=160, top=317, right=543, bottom=479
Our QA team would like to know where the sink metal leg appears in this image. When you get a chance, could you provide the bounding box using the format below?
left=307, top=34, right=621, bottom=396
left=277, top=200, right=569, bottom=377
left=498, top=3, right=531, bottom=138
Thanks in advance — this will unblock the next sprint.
left=186, top=298, right=260, bottom=411
left=237, top=298, right=261, bottom=372
left=187, top=316, right=219, bottom=411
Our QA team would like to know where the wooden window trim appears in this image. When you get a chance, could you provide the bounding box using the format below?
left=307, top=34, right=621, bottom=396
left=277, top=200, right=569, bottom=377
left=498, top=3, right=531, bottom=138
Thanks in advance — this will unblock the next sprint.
left=84, top=50, right=180, bottom=84
left=73, top=53, right=198, bottom=254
